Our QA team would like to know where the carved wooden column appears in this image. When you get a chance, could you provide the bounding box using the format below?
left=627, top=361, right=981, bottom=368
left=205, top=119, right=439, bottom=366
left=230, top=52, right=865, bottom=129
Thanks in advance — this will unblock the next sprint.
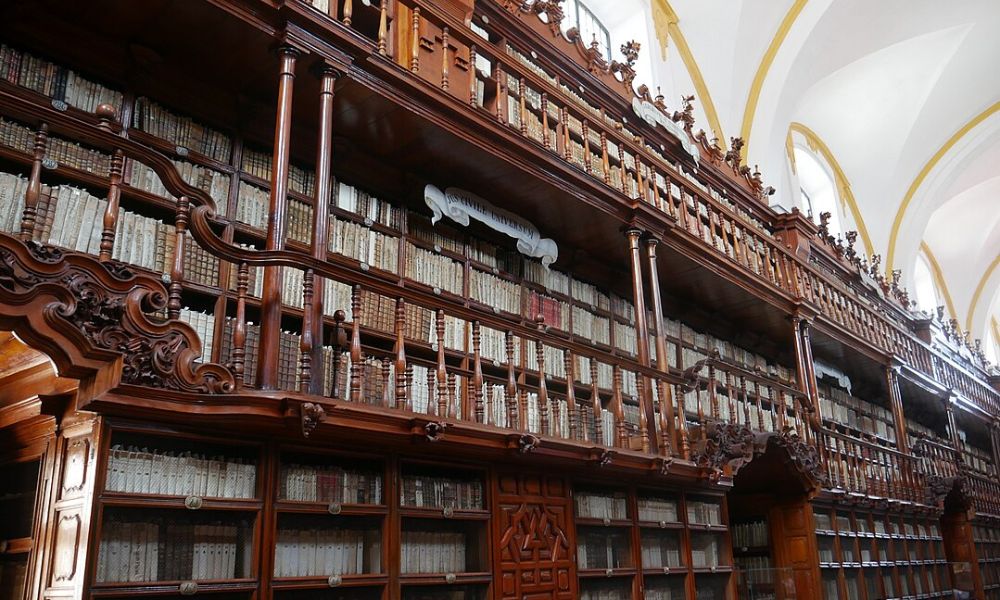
left=797, top=316, right=822, bottom=428
left=306, top=64, right=341, bottom=395
left=625, top=228, right=658, bottom=453
left=20, top=123, right=48, bottom=242
left=943, top=392, right=960, bottom=452
left=885, top=365, right=908, bottom=453
left=257, top=44, right=300, bottom=389
left=645, top=238, right=675, bottom=456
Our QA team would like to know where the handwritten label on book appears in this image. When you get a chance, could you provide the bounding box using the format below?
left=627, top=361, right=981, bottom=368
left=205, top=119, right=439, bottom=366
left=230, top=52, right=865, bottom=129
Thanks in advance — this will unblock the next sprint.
left=424, top=184, right=558, bottom=268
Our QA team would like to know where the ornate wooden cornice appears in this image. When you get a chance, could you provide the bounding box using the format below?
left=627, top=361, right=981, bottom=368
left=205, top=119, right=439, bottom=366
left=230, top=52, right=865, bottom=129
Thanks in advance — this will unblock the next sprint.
left=0, top=233, right=234, bottom=395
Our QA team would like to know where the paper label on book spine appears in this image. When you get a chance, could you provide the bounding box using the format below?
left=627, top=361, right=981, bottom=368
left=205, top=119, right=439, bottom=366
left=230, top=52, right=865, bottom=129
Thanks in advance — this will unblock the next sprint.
left=424, top=185, right=558, bottom=268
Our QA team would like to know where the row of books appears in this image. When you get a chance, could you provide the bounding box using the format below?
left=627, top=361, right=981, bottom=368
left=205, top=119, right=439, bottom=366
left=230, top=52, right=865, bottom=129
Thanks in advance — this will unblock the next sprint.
left=0, top=171, right=27, bottom=236
left=687, top=500, right=723, bottom=526
left=527, top=291, right=570, bottom=331
left=470, top=269, right=521, bottom=314
left=132, top=97, right=232, bottom=163
left=0, top=44, right=123, bottom=113
left=523, top=392, right=572, bottom=439
left=732, top=520, right=768, bottom=548
left=241, top=147, right=315, bottom=197
left=399, top=474, right=483, bottom=510
left=329, top=215, right=399, bottom=272
left=817, top=382, right=896, bottom=442
left=735, top=555, right=774, bottom=585
left=690, top=533, right=723, bottom=568
left=234, top=181, right=271, bottom=230
left=637, top=497, right=679, bottom=523
left=97, top=519, right=250, bottom=582
left=572, top=305, right=611, bottom=345
left=46, top=135, right=112, bottom=175
left=279, top=464, right=383, bottom=504
left=105, top=444, right=257, bottom=498
left=399, top=531, right=468, bottom=574
left=129, top=158, right=231, bottom=215
left=334, top=181, right=404, bottom=230
left=274, top=528, right=381, bottom=577
left=110, top=209, right=174, bottom=275
left=0, top=115, right=32, bottom=155
left=43, top=184, right=108, bottom=255
left=404, top=242, right=464, bottom=295
left=575, top=492, right=628, bottom=521
left=642, top=581, right=687, bottom=600
left=576, top=530, right=631, bottom=570
left=180, top=308, right=216, bottom=362
left=640, top=531, right=683, bottom=568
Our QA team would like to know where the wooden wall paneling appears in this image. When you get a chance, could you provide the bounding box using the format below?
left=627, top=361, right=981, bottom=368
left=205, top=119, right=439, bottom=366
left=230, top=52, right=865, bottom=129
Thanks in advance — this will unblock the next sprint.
left=493, top=471, right=575, bottom=600
left=942, top=511, right=983, bottom=599
left=771, top=498, right=820, bottom=600
left=39, top=416, right=100, bottom=600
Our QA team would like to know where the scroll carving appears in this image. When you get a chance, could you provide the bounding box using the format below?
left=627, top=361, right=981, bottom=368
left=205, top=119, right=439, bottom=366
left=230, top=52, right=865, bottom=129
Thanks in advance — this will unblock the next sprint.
left=691, top=419, right=755, bottom=480
left=0, top=234, right=235, bottom=394
left=768, top=429, right=826, bottom=487
left=300, top=402, right=327, bottom=438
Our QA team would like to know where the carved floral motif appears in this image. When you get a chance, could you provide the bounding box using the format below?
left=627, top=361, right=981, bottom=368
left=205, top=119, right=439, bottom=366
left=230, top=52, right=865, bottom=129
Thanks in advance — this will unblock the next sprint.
left=691, top=419, right=755, bottom=480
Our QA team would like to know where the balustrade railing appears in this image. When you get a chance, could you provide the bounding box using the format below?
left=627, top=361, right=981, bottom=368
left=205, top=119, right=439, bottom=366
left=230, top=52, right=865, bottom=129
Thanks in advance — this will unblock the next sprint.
left=912, top=437, right=963, bottom=482
left=819, top=428, right=925, bottom=504
left=964, top=471, right=1000, bottom=517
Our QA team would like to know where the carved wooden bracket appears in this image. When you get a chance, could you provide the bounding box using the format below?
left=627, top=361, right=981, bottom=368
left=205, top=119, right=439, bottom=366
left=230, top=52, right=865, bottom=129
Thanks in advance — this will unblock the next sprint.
left=589, top=448, right=613, bottom=467
left=300, top=402, right=327, bottom=438
left=0, top=234, right=234, bottom=394
left=768, top=428, right=827, bottom=488
left=690, top=419, right=755, bottom=480
left=654, top=456, right=673, bottom=476
left=417, top=420, right=449, bottom=442
left=925, top=474, right=959, bottom=507
left=509, top=432, right=540, bottom=454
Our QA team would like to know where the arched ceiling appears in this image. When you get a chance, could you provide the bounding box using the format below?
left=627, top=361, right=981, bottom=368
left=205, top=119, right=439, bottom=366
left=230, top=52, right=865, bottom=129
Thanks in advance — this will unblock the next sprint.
left=588, top=0, right=1000, bottom=345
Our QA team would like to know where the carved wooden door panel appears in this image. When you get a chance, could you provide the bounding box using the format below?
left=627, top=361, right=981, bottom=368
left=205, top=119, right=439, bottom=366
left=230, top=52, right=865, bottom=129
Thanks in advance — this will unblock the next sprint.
left=493, top=472, right=576, bottom=600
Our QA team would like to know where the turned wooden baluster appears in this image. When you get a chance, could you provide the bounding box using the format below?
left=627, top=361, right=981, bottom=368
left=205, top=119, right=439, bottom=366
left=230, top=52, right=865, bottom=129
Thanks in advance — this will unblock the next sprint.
left=394, top=298, right=408, bottom=410
left=600, top=132, right=610, bottom=184
left=349, top=285, right=364, bottom=403
left=440, top=27, right=451, bottom=91
left=534, top=317, right=550, bottom=433
left=753, top=381, right=764, bottom=431
left=651, top=168, right=662, bottom=212
left=343, top=0, right=353, bottom=26
left=725, top=372, right=737, bottom=425
left=505, top=331, right=518, bottom=428
left=636, top=156, right=647, bottom=203
left=561, top=108, right=572, bottom=162
left=377, top=0, right=389, bottom=55
left=167, top=196, right=189, bottom=319
left=299, top=270, right=314, bottom=393
left=518, top=77, right=528, bottom=137
left=435, top=310, right=448, bottom=417
left=773, top=387, right=786, bottom=431
left=541, top=93, right=550, bottom=149
left=447, top=372, right=458, bottom=419
left=612, top=365, right=627, bottom=448
left=676, top=383, right=690, bottom=460
left=636, top=373, right=650, bottom=453
left=582, top=120, right=592, bottom=174
left=708, top=364, right=719, bottom=420
left=565, top=349, right=578, bottom=440
left=472, top=321, right=484, bottom=423
left=231, top=262, right=249, bottom=389
left=617, top=143, right=627, bottom=194
left=99, top=150, right=124, bottom=261
left=468, top=45, right=478, bottom=106
left=694, top=381, right=705, bottom=425
left=495, top=69, right=505, bottom=124
left=740, top=376, right=752, bottom=426
left=590, top=358, right=603, bottom=444
left=765, top=385, right=778, bottom=431
left=381, top=356, right=391, bottom=407
left=833, top=436, right=846, bottom=488
left=426, top=367, right=436, bottom=416
left=20, top=123, right=48, bottom=242
left=410, top=7, right=420, bottom=72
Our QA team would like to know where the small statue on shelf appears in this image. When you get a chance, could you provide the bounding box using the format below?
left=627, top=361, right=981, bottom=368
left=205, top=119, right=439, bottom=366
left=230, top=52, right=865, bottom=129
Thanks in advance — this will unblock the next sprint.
left=725, top=136, right=745, bottom=171
left=620, top=40, right=641, bottom=68
left=672, top=95, right=696, bottom=132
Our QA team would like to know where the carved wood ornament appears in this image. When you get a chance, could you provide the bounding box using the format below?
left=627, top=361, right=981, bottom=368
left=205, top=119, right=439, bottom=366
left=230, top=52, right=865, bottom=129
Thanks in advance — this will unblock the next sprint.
left=0, top=234, right=234, bottom=394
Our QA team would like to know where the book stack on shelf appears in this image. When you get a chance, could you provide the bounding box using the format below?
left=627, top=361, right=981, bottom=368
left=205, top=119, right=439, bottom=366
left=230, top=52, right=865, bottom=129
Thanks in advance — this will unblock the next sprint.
left=732, top=520, right=768, bottom=550
left=106, top=445, right=256, bottom=498
left=577, top=528, right=632, bottom=570
left=0, top=171, right=28, bottom=236
left=0, top=44, right=123, bottom=112
left=400, top=530, right=468, bottom=574
left=274, top=526, right=381, bottom=577
left=96, top=512, right=253, bottom=583
left=279, top=463, right=382, bottom=504
left=178, top=308, right=215, bottom=362
left=400, top=473, right=483, bottom=511
left=132, top=97, right=232, bottom=163
left=817, top=382, right=896, bottom=444
left=45, top=135, right=111, bottom=175
left=128, top=158, right=230, bottom=214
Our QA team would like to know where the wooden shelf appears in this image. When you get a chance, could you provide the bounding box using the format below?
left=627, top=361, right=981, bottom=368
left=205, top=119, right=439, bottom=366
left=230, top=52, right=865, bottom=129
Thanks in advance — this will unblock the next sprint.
left=274, top=501, right=387, bottom=516
left=0, top=537, right=33, bottom=555
left=270, top=573, right=388, bottom=589
left=399, top=507, right=490, bottom=521
left=577, top=568, right=636, bottom=579
left=398, top=572, right=491, bottom=585
left=99, top=492, right=260, bottom=511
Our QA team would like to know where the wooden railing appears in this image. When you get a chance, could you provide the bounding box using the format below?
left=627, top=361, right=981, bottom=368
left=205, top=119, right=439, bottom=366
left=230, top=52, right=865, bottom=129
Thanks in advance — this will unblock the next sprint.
left=912, top=437, right=963, bottom=481
left=964, top=471, right=1000, bottom=517
left=819, top=428, right=925, bottom=504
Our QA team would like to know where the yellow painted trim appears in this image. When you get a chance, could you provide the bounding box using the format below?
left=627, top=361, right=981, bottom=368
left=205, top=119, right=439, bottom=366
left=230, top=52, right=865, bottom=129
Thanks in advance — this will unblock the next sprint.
left=920, top=242, right=957, bottom=321
left=740, top=0, right=809, bottom=162
left=788, top=122, right=875, bottom=257
left=652, top=0, right=727, bottom=150
left=966, top=252, right=1000, bottom=331
left=886, top=101, right=1000, bottom=273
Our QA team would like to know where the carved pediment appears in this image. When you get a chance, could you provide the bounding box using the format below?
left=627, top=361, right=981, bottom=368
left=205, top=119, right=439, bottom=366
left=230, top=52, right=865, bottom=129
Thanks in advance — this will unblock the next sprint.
left=0, top=234, right=234, bottom=394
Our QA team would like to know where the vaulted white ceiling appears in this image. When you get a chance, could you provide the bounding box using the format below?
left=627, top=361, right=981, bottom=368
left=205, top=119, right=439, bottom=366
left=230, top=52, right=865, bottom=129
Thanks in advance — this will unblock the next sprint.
left=585, top=0, right=1000, bottom=349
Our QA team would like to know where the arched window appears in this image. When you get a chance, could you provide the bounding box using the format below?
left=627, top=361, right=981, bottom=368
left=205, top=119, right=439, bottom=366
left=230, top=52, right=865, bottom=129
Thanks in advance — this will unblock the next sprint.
left=912, top=251, right=943, bottom=314
left=562, top=0, right=612, bottom=61
left=793, top=146, right=842, bottom=237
